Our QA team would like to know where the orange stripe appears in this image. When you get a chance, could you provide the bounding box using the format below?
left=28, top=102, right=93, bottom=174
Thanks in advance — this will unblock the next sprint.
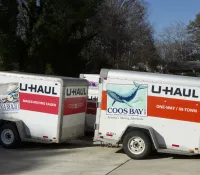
left=148, top=96, right=200, bottom=123
left=101, top=91, right=107, bottom=110
left=100, top=90, right=200, bottom=123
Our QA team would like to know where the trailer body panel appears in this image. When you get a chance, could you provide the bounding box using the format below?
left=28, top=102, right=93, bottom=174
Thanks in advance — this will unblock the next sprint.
left=94, top=69, right=200, bottom=155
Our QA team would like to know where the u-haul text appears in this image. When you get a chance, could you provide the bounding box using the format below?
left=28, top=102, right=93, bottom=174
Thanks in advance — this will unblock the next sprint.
left=66, top=87, right=87, bottom=97
left=151, top=85, right=198, bottom=99
left=20, top=83, right=57, bottom=95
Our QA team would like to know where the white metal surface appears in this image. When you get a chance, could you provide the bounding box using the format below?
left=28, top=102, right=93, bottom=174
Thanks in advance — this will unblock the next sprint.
left=80, top=74, right=99, bottom=132
left=0, top=72, right=88, bottom=144
left=61, top=86, right=88, bottom=141
left=95, top=68, right=200, bottom=155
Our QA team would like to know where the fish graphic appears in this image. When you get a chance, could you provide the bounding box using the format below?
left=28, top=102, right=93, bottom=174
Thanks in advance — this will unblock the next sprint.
left=106, top=82, right=147, bottom=107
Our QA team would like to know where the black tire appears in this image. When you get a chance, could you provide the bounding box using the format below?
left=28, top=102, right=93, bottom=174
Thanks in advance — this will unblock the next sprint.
left=122, top=131, right=152, bottom=159
left=0, top=123, right=20, bottom=149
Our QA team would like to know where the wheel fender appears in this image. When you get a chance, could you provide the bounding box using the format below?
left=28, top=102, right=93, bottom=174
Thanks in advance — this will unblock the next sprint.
left=120, top=124, right=159, bottom=150
left=0, top=119, right=26, bottom=141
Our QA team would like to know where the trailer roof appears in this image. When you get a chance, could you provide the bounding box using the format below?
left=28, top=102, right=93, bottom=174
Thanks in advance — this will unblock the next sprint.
left=101, top=69, right=200, bottom=87
left=0, top=71, right=88, bottom=86
left=80, top=73, right=99, bottom=78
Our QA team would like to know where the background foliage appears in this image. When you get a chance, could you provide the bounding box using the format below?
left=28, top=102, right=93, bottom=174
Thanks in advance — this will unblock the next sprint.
left=0, top=0, right=200, bottom=77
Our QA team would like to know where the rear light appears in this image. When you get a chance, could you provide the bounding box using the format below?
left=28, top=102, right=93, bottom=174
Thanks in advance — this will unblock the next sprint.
left=172, top=144, right=179, bottom=147
left=106, top=133, right=113, bottom=137
left=43, top=136, right=48, bottom=139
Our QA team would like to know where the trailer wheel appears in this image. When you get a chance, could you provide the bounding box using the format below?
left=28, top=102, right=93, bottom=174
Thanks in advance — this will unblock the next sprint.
left=122, top=131, right=152, bottom=159
left=0, top=123, right=20, bottom=149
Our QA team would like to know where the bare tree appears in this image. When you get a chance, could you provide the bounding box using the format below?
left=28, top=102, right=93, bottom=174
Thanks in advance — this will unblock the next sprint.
left=82, top=0, right=157, bottom=72
left=156, top=21, right=195, bottom=63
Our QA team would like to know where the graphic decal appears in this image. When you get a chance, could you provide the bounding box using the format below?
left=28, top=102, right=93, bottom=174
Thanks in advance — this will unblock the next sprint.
left=19, top=93, right=59, bottom=115
left=0, top=83, right=20, bottom=114
left=20, top=83, right=58, bottom=95
left=64, top=86, right=87, bottom=115
left=101, top=80, right=200, bottom=123
left=88, top=81, right=99, bottom=87
left=88, top=95, right=98, bottom=101
left=86, top=101, right=97, bottom=115
left=106, top=82, right=148, bottom=117
left=64, top=97, right=87, bottom=115
left=148, top=96, right=200, bottom=123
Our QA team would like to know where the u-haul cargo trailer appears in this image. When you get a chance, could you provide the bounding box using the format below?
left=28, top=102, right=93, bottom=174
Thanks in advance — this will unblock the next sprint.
left=79, top=74, right=99, bottom=132
left=94, top=68, right=200, bottom=159
left=0, top=71, right=88, bottom=149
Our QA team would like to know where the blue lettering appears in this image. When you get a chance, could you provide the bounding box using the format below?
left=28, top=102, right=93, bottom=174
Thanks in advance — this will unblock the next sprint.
left=130, top=108, right=135, bottom=114
left=107, top=108, right=128, bottom=114
left=107, top=108, right=145, bottom=116
left=123, top=108, right=128, bottom=114
left=138, top=109, right=143, bottom=114
left=113, top=108, right=118, bottom=113
left=118, top=108, right=123, bottom=114
left=108, top=108, right=113, bottom=113
left=129, top=109, right=143, bottom=115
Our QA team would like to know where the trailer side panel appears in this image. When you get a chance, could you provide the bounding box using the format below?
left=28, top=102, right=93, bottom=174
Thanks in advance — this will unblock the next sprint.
left=60, top=86, right=88, bottom=141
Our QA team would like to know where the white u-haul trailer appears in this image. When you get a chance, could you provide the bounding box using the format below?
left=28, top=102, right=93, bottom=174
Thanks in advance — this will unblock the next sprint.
left=94, top=68, right=200, bottom=159
left=0, top=71, right=88, bottom=149
left=79, top=74, right=99, bottom=132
